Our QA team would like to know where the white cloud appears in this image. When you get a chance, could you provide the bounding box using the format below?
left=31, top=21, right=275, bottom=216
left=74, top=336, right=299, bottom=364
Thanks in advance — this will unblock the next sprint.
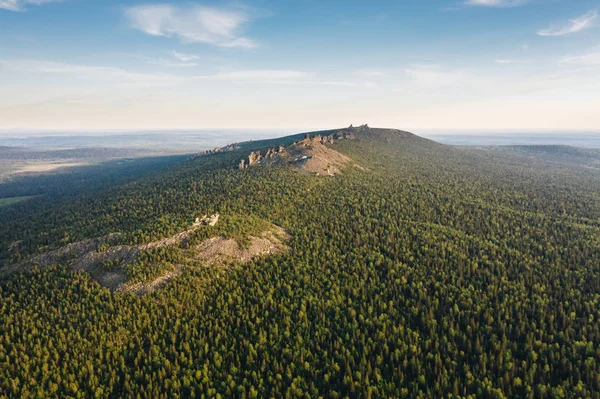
left=465, top=0, right=528, bottom=8
left=0, top=0, right=58, bottom=11
left=172, top=51, right=199, bottom=62
left=125, top=4, right=258, bottom=48
left=537, top=10, right=597, bottom=36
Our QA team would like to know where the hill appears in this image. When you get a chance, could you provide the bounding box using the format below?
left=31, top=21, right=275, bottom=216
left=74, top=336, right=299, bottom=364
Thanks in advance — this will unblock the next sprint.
left=1, top=126, right=600, bottom=398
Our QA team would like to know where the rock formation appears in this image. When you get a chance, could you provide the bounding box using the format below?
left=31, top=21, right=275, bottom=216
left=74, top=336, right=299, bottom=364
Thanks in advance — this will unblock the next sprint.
left=238, top=146, right=287, bottom=169
left=234, top=131, right=356, bottom=176
left=196, top=126, right=363, bottom=162
left=248, top=151, right=262, bottom=165
left=193, top=214, right=220, bottom=227
left=193, top=143, right=241, bottom=159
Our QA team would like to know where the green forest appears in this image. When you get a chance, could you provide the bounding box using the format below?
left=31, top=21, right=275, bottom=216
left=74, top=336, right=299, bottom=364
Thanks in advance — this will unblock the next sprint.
left=1, top=127, right=599, bottom=398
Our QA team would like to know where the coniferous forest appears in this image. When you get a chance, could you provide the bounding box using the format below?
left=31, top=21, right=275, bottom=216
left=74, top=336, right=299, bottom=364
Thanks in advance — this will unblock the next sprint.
left=1, top=127, right=599, bottom=398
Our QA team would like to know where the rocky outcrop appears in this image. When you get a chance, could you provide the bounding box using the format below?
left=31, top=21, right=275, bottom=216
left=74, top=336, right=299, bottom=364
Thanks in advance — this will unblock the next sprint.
left=193, top=214, right=220, bottom=227
left=248, top=151, right=262, bottom=165
left=336, top=130, right=357, bottom=140
left=192, top=143, right=241, bottom=159
left=238, top=146, right=287, bottom=169
left=197, top=125, right=364, bottom=163
left=237, top=129, right=358, bottom=174
left=193, top=226, right=291, bottom=266
left=0, top=233, right=122, bottom=277
left=293, top=131, right=355, bottom=147
left=3, top=218, right=291, bottom=294
left=197, top=126, right=361, bottom=166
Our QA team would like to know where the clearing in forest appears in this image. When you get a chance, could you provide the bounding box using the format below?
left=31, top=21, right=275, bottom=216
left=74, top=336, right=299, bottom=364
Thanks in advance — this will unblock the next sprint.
left=1, top=218, right=291, bottom=294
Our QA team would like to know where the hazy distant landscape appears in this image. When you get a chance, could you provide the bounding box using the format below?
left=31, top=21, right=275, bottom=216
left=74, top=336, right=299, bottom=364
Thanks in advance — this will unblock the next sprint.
left=3, top=130, right=600, bottom=151
left=422, top=131, right=600, bottom=148
left=0, top=130, right=295, bottom=152
left=2, top=129, right=598, bottom=190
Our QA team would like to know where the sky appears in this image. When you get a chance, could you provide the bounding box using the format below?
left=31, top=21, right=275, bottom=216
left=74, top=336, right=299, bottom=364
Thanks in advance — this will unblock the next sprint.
left=1, top=0, right=600, bottom=131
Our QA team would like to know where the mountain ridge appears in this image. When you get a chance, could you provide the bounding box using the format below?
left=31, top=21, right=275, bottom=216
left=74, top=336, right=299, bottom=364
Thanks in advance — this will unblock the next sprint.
left=1, top=123, right=600, bottom=398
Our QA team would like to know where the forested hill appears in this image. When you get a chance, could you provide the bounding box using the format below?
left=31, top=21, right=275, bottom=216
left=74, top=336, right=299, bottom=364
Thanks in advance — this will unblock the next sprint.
left=1, top=126, right=600, bottom=398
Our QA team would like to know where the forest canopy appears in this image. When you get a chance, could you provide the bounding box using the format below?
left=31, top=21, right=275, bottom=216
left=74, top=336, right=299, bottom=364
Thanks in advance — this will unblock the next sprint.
left=1, top=127, right=599, bottom=398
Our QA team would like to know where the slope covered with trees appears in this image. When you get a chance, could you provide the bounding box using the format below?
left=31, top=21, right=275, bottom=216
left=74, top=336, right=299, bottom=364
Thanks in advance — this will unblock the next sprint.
left=1, top=126, right=599, bottom=398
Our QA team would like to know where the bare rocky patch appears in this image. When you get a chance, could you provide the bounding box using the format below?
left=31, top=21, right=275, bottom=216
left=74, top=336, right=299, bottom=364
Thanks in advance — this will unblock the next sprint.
left=290, top=138, right=351, bottom=176
left=118, top=268, right=182, bottom=295
left=238, top=131, right=357, bottom=176
left=0, top=233, right=121, bottom=277
left=2, top=218, right=290, bottom=295
left=194, top=226, right=291, bottom=265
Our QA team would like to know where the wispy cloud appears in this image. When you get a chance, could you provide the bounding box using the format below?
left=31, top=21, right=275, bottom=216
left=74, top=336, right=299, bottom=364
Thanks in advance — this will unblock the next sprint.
left=0, top=60, right=184, bottom=87
left=537, top=10, right=597, bottom=36
left=395, top=62, right=600, bottom=100
left=465, top=0, right=528, bottom=8
left=125, top=4, right=258, bottom=48
left=0, top=59, right=308, bottom=85
left=0, top=0, right=59, bottom=11
left=560, top=49, right=600, bottom=66
left=495, top=59, right=530, bottom=64
left=403, top=65, right=471, bottom=89
left=116, top=52, right=198, bottom=68
left=172, top=51, right=199, bottom=62
left=354, top=68, right=386, bottom=77
left=159, top=60, right=198, bottom=68
left=194, top=70, right=307, bottom=81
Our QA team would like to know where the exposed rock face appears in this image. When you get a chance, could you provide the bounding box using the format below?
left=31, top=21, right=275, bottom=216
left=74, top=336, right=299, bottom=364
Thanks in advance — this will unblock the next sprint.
left=194, top=214, right=220, bottom=227
left=0, top=233, right=122, bottom=278
left=236, top=129, right=359, bottom=175
left=238, top=146, right=287, bottom=169
left=197, top=126, right=361, bottom=166
left=297, top=134, right=336, bottom=146
left=248, top=151, right=262, bottom=165
left=294, top=142, right=351, bottom=176
left=197, top=125, right=364, bottom=162
left=206, top=214, right=220, bottom=227
left=194, top=226, right=291, bottom=266
left=4, top=215, right=288, bottom=294
left=192, top=143, right=241, bottom=159
left=291, top=130, right=357, bottom=147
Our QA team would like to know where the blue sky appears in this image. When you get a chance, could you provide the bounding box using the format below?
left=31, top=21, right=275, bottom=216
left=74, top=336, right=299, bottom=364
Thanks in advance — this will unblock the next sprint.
left=1, top=0, right=599, bottom=130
